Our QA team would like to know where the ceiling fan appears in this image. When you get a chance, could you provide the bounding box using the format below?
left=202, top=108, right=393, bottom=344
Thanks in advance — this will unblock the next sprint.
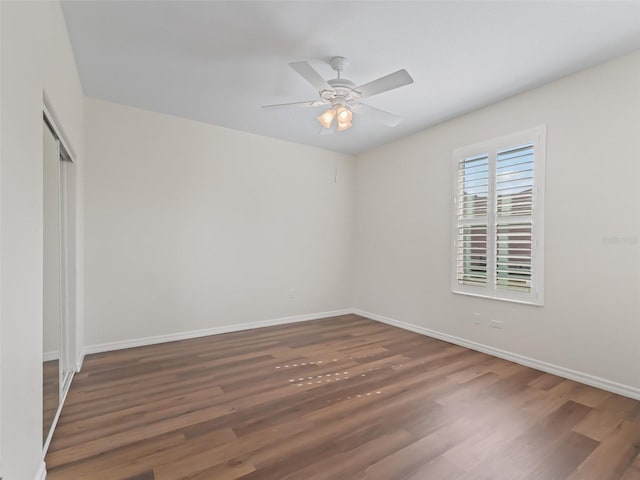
left=262, top=56, right=414, bottom=132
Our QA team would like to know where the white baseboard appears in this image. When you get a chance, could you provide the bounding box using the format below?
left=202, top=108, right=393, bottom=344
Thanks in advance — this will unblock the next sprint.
left=43, top=350, right=59, bottom=362
left=353, top=308, right=640, bottom=401
left=83, top=309, right=354, bottom=356
left=34, top=461, right=46, bottom=480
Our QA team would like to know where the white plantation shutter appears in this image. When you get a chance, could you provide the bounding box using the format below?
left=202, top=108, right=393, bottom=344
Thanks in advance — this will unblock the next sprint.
left=495, top=145, right=534, bottom=293
left=452, top=127, right=545, bottom=305
left=456, top=154, right=489, bottom=287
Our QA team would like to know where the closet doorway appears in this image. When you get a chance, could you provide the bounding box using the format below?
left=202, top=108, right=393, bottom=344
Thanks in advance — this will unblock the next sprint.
left=42, top=112, right=75, bottom=451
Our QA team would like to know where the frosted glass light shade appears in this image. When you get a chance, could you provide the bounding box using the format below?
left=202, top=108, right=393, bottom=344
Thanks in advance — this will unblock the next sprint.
left=336, top=106, right=352, bottom=122
left=317, top=108, right=336, bottom=128
left=336, top=120, right=352, bottom=131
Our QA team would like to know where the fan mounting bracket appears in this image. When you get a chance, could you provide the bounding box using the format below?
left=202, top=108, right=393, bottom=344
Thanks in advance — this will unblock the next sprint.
left=330, top=56, right=349, bottom=74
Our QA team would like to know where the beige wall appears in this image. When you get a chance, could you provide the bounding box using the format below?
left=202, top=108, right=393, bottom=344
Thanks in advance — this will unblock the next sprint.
left=0, top=1, right=84, bottom=478
left=84, top=98, right=355, bottom=347
left=354, top=51, right=640, bottom=393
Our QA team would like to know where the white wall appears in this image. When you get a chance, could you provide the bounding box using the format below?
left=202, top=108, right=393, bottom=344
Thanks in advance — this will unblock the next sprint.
left=0, top=1, right=84, bottom=479
left=354, top=51, right=640, bottom=393
left=84, top=98, right=354, bottom=347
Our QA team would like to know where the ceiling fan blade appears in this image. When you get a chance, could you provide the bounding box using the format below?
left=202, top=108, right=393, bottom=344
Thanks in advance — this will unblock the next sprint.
left=351, top=103, right=402, bottom=127
left=356, top=69, right=414, bottom=98
left=289, top=61, right=333, bottom=92
left=261, top=100, right=327, bottom=110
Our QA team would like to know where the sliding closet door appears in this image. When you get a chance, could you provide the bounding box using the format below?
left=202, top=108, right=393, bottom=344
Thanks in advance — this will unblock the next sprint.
left=43, top=121, right=61, bottom=444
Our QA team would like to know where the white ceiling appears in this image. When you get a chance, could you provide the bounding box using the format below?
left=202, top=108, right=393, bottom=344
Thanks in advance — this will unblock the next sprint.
left=61, top=1, right=640, bottom=155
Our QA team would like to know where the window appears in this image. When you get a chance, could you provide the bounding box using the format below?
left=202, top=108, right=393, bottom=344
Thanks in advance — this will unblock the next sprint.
left=452, top=126, right=545, bottom=305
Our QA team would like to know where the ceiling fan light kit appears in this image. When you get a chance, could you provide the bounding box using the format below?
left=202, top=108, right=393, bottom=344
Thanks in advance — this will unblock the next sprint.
left=318, top=104, right=353, bottom=130
left=262, top=56, right=414, bottom=133
left=336, top=120, right=352, bottom=132
left=317, top=108, right=336, bottom=129
left=335, top=105, right=352, bottom=131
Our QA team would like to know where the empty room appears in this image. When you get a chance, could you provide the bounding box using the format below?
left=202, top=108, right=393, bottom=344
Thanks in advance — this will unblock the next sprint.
left=1, top=1, right=640, bottom=479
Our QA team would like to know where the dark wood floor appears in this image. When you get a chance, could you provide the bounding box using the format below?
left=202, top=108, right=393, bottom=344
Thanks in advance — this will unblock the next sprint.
left=47, top=315, right=640, bottom=480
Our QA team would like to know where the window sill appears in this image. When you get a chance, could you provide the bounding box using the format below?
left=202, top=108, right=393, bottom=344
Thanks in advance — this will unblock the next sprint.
left=452, top=288, right=544, bottom=307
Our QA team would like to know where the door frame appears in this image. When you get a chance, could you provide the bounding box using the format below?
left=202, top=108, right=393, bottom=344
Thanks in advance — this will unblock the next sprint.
left=42, top=103, right=76, bottom=455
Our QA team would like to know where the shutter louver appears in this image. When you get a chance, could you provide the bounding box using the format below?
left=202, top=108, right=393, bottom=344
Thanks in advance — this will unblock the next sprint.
left=456, top=154, right=489, bottom=286
left=457, top=225, right=488, bottom=286
left=495, top=145, right=534, bottom=293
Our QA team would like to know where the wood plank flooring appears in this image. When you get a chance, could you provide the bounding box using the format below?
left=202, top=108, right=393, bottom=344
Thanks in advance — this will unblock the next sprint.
left=46, top=315, right=640, bottom=479
left=43, top=359, right=60, bottom=442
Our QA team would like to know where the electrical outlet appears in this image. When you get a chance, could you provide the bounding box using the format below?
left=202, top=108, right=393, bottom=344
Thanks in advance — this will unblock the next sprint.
left=490, top=319, right=503, bottom=329
left=473, top=313, right=481, bottom=325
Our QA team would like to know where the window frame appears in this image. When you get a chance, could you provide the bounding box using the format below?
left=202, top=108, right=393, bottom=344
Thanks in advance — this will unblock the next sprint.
left=451, top=126, right=546, bottom=306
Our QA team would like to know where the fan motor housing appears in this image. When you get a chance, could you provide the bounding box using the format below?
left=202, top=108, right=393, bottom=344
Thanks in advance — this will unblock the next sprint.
left=321, top=78, right=361, bottom=104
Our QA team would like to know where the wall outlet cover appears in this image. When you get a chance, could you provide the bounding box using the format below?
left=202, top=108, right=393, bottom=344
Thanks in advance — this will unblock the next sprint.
left=490, top=319, right=504, bottom=329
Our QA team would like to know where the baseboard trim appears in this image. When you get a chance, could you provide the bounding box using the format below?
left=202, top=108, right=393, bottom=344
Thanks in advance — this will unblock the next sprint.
left=34, top=461, right=46, bottom=480
left=43, top=350, right=59, bottom=362
left=353, top=309, right=640, bottom=401
left=83, top=309, right=354, bottom=356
